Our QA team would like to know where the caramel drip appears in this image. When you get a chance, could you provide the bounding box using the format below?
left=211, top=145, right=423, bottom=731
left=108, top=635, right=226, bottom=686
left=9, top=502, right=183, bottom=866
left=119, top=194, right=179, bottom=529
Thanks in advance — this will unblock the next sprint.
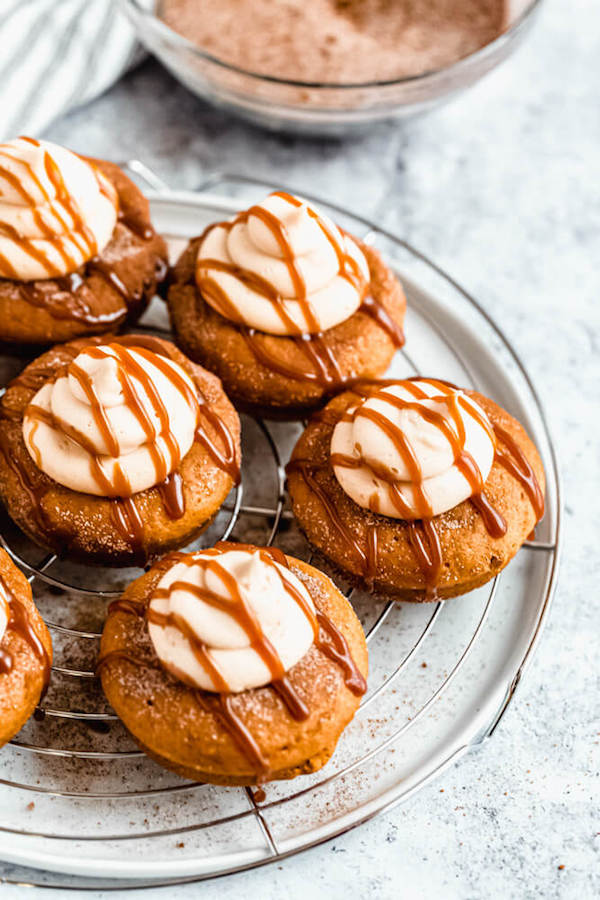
left=44, top=151, right=97, bottom=260
left=0, top=428, right=52, bottom=540
left=157, top=472, right=186, bottom=520
left=493, top=423, right=545, bottom=522
left=359, top=294, right=406, bottom=348
left=107, top=596, right=145, bottom=618
left=286, top=459, right=369, bottom=573
left=96, top=648, right=161, bottom=676
left=17, top=275, right=126, bottom=327
left=112, top=335, right=240, bottom=485
left=241, top=328, right=343, bottom=388
left=470, top=491, right=507, bottom=538
left=67, top=354, right=121, bottom=458
left=87, top=257, right=142, bottom=308
left=110, top=497, right=145, bottom=557
left=196, top=404, right=240, bottom=484
left=118, top=208, right=154, bottom=241
left=365, top=523, right=379, bottom=582
left=0, top=574, right=50, bottom=692
left=329, top=380, right=510, bottom=592
left=315, top=610, right=367, bottom=696
left=407, top=519, right=443, bottom=600
left=199, top=256, right=302, bottom=334
left=194, top=690, right=269, bottom=773
left=271, top=675, right=310, bottom=720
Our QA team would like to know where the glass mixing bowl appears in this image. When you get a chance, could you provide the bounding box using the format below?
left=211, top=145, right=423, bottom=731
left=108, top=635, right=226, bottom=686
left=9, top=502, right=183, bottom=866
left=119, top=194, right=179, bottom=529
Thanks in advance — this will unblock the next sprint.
left=117, top=0, right=543, bottom=135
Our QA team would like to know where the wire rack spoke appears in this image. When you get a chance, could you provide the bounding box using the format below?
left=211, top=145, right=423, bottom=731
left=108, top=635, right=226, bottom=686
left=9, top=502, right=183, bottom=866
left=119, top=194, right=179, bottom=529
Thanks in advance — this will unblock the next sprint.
left=245, top=787, right=280, bottom=857
left=7, top=741, right=143, bottom=760
left=360, top=601, right=443, bottom=711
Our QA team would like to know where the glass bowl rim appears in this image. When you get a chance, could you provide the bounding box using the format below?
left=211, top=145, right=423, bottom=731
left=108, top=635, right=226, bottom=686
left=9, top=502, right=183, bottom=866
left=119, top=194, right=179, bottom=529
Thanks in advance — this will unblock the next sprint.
left=118, top=0, right=544, bottom=92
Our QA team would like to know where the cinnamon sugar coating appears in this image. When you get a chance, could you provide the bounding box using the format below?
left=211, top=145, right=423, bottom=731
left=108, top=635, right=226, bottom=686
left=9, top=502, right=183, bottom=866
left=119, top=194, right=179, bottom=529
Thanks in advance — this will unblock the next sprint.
left=99, top=552, right=368, bottom=785
left=287, top=390, right=546, bottom=601
left=167, top=236, right=406, bottom=418
left=0, top=336, right=241, bottom=566
left=0, top=160, right=168, bottom=346
left=0, top=548, right=52, bottom=747
left=160, top=0, right=507, bottom=84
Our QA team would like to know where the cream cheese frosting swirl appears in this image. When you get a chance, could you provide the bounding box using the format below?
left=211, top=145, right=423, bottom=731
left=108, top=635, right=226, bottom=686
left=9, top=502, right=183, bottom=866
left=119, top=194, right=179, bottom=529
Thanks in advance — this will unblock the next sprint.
left=0, top=136, right=118, bottom=281
left=196, top=191, right=369, bottom=336
left=331, top=379, right=495, bottom=519
left=148, top=547, right=317, bottom=693
left=22, top=343, right=199, bottom=497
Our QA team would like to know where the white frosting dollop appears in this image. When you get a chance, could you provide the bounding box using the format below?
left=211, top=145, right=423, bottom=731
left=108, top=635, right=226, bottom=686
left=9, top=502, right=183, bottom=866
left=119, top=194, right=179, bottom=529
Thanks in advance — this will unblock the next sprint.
left=331, top=379, right=495, bottom=519
left=0, top=583, right=9, bottom=648
left=22, top=343, right=199, bottom=497
left=148, top=548, right=317, bottom=693
left=196, top=191, right=369, bottom=335
left=0, top=136, right=118, bottom=281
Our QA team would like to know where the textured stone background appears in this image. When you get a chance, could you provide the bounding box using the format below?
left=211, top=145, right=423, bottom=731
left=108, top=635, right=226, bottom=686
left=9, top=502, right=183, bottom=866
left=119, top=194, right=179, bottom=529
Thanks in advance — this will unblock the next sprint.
left=1, top=0, right=598, bottom=896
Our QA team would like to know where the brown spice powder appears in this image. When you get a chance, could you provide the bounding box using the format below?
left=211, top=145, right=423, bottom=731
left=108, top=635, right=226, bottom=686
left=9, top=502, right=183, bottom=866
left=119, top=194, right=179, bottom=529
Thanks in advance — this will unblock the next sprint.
left=159, top=0, right=507, bottom=83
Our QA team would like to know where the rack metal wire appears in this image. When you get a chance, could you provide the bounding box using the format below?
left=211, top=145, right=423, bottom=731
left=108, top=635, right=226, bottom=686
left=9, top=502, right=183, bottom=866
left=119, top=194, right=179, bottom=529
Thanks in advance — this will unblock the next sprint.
left=0, top=167, right=561, bottom=891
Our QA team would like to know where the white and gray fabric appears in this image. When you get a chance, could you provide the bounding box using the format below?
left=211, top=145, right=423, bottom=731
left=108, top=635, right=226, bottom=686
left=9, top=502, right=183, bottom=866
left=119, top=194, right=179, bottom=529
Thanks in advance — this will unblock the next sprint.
left=0, top=0, right=147, bottom=139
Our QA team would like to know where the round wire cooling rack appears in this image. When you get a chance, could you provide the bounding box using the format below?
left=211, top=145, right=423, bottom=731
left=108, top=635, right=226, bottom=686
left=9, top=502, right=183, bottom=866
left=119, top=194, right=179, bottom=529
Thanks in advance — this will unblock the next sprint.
left=0, top=168, right=561, bottom=891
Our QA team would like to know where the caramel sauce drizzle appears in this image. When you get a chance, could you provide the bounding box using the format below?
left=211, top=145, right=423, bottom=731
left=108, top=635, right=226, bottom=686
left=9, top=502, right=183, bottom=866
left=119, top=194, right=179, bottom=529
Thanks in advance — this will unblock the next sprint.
left=493, top=422, right=545, bottom=522
left=288, top=379, right=544, bottom=598
left=195, top=193, right=405, bottom=391
left=18, top=275, right=128, bottom=328
left=111, top=335, right=240, bottom=486
left=0, top=573, right=50, bottom=693
left=98, top=544, right=365, bottom=772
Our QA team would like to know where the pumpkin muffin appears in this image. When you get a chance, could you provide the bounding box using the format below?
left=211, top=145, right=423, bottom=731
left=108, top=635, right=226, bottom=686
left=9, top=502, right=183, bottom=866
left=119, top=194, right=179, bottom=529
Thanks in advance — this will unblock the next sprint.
left=0, top=136, right=168, bottom=347
left=0, top=548, right=52, bottom=747
left=0, top=335, right=241, bottom=567
left=99, top=542, right=368, bottom=785
left=287, top=378, right=545, bottom=601
left=167, top=190, right=406, bottom=418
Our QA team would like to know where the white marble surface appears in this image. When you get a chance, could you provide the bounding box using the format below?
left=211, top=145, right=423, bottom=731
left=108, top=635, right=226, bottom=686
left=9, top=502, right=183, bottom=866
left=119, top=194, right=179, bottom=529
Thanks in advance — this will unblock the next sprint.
left=2, top=0, right=598, bottom=896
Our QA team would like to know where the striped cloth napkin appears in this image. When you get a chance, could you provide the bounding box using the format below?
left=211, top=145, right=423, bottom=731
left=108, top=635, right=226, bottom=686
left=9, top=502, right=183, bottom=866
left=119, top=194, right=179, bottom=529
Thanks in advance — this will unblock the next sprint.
left=0, top=0, right=147, bottom=140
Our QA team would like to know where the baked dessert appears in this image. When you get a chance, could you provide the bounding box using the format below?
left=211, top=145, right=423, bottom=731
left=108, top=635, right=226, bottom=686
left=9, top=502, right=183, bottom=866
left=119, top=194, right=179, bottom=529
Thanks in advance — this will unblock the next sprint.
left=287, top=378, right=545, bottom=600
left=167, top=190, right=406, bottom=417
left=0, top=334, right=240, bottom=566
left=99, top=542, right=367, bottom=785
left=0, top=136, right=168, bottom=346
left=0, top=548, right=52, bottom=748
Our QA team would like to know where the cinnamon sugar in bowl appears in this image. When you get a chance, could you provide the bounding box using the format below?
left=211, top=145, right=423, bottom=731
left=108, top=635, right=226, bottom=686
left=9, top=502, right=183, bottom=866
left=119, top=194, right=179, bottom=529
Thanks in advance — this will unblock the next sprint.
left=117, top=0, right=543, bottom=134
